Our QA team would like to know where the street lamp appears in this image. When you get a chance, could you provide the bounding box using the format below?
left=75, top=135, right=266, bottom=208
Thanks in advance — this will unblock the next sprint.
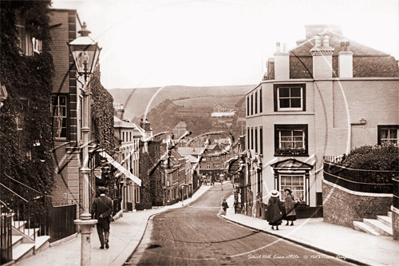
left=220, top=173, right=224, bottom=202
left=68, top=22, right=101, bottom=266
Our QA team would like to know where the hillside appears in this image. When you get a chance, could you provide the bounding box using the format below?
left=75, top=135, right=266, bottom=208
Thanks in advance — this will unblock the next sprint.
left=108, top=85, right=255, bottom=120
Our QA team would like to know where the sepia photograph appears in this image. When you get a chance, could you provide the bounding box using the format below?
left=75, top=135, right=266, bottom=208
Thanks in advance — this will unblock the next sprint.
left=1, top=0, right=398, bottom=265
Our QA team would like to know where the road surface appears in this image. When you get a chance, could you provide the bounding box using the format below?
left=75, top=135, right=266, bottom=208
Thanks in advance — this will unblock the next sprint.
left=127, top=182, right=352, bottom=265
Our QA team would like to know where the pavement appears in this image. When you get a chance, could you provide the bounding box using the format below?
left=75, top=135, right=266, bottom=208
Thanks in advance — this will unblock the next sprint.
left=14, top=184, right=213, bottom=266
left=14, top=182, right=399, bottom=266
left=222, top=195, right=399, bottom=266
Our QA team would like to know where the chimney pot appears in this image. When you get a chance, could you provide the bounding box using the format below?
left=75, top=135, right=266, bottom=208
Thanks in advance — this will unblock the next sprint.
left=276, top=42, right=281, bottom=53
left=323, top=35, right=330, bottom=47
left=315, top=35, right=321, bottom=48
left=283, top=43, right=287, bottom=53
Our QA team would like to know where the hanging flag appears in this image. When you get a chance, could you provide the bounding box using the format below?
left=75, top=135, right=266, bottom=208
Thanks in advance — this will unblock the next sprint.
left=100, top=151, right=141, bottom=186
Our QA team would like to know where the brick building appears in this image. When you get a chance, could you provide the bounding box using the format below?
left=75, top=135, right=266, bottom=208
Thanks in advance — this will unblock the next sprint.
left=49, top=9, right=85, bottom=207
left=245, top=25, right=399, bottom=217
left=199, top=143, right=232, bottom=182
left=113, top=115, right=141, bottom=211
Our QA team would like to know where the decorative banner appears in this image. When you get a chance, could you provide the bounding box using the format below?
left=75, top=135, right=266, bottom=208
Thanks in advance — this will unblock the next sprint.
left=100, top=151, right=142, bottom=186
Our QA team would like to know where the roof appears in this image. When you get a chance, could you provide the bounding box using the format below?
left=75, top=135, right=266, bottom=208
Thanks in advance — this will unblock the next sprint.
left=267, top=28, right=399, bottom=79
left=114, top=117, right=148, bottom=138
left=114, top=116, right=137, bottom=129
left=291, top=29, right=390, bottom=57
left=184, top=155, right=198, bottom=163
left=211, top=111, right=236, bottom=117
left=176, top=147, right=203, bottom=156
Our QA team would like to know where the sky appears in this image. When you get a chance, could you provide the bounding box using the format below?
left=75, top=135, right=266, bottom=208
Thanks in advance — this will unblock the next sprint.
left=51, top=0, right=399, bottom=89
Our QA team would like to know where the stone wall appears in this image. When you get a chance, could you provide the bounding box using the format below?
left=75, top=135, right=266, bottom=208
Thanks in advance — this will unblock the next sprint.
left=323, top=180, right=392, bottom=228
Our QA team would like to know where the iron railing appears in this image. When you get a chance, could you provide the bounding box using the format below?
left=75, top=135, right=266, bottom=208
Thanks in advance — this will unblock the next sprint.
left=49, top=204, right=77, bottom=243
left=323, top=161, right=396, bottom=193
left=323, top=155, right=345, bottom=164
left=0, top=214, right=12, bottom=264
left=393, top=178, right=399, bottom=209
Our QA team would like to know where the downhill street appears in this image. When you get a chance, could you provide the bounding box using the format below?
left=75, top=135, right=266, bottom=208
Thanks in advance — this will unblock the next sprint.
left=127, top=182, right=352, bottom=265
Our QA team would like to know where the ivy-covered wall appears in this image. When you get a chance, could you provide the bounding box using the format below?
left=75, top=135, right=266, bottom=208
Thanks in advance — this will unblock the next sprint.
left=91, top=66, right=115, bottom=154
left=1, top=1, right=55, bottom=201
left=90, top=66, right=118, bottom=197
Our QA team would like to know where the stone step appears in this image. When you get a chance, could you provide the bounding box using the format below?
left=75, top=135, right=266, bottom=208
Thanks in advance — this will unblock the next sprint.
left=12, top=235, right=50, bottom=262
left=388, top=211, right=392, bottom=219
left=353, top=221, right=380, bottom=236
left=377, top=215, right=392, bottom=227
left=12, top=235, right=23, bottom=249
left=363, top=218, right=393, bottom=236
left=13, top=243, right=35, bottom=262
left=35, top=235, right=50, bottom=253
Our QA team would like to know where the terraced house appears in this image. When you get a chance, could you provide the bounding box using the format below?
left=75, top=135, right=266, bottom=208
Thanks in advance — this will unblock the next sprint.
left=245, top=24, right=399, bottom=217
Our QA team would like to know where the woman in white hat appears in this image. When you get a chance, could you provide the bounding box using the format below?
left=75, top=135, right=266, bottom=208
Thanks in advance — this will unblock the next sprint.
left=265, top=190, right=283, bottom=230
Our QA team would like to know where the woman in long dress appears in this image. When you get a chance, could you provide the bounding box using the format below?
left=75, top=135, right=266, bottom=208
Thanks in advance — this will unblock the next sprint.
left=266, top=190, right=282, bottom=230
left=284, top=188, right=297, bottom=226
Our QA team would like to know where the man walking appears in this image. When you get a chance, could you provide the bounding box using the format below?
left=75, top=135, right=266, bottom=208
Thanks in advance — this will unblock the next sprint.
left=91, top=187, right=113, bottom=249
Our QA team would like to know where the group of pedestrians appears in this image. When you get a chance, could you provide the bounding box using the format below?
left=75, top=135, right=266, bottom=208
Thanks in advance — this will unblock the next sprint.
left=265, top=188, right=297, bottom=230
left=223, top=187, right=297, bottom=231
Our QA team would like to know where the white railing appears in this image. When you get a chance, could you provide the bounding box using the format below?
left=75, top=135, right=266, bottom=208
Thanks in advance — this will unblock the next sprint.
left=323, top=155, right=345, bottom=164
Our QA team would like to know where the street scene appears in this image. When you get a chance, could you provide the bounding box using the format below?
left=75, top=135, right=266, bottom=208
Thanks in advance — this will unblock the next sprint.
left=1, top=1, right=398, bottom=266
left=128, top=182, right=351, bottom=266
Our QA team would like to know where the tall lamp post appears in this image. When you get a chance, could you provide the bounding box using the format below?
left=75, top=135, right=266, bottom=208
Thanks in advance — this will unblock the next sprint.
left=68, top=22, right=101, bottom=266
left=220, top=173, right=224, bottom=203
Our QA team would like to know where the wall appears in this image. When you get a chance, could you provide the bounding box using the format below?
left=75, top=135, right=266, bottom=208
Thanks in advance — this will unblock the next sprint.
left=138, top=140, right=163, bottom=208
left=49, top=10, right=70, bottom=94
left=334, top=79, right=399, bottom=149
left=392, top=207, right=399, bottom=241
left=51, top=142, right=72, bottom=206
left=323, top=180, right=392, bottom=228
left=49, top=10, right=81, bottom=213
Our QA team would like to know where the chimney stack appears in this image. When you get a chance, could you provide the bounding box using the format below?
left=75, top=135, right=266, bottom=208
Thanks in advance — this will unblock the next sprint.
left=274, top=42, right=290, bottom=80
left=114, top=103, right=125, bottom=120
left=339, top=40, right=353, bottom=78
left=310, top=35, right=334, bottom=79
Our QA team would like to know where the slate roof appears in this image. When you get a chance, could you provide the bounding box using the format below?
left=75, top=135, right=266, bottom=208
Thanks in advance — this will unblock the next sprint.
left=265, top=28, right=399, bottom=79
left=291, top=29, right=389, bottom=57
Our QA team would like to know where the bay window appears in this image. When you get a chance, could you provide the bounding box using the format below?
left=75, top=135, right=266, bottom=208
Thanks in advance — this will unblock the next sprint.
left=275, top=125, right=308, bottom=156
left=274, top=84, right=306, bottom=111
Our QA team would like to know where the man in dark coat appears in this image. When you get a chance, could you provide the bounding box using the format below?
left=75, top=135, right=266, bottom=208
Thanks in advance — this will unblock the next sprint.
left=91, top=187, right=113, bottom=249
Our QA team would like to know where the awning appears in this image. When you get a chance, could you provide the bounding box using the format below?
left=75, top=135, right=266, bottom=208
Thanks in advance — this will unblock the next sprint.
left=100, top=152, right=141, bottom=186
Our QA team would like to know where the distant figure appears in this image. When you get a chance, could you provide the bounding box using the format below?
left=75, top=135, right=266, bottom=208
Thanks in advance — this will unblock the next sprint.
left=266, top=190, right=283, bottom=230
left=255, top=192, right=262, bottom=218
left=233, top=200, right=239, bottom=214
left=91, top=187, right=113, bottom=249
left=221, top=199, right=229, bottom=215
left=284, top=188, right=297, bottom=226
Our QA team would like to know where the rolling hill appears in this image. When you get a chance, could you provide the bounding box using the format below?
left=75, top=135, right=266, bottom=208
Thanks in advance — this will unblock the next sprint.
left=108, top=84, right=255, bottom=121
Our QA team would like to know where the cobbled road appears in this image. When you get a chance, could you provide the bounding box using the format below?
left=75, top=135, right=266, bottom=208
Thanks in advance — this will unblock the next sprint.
left=127, top=182, right=353, bottom=266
